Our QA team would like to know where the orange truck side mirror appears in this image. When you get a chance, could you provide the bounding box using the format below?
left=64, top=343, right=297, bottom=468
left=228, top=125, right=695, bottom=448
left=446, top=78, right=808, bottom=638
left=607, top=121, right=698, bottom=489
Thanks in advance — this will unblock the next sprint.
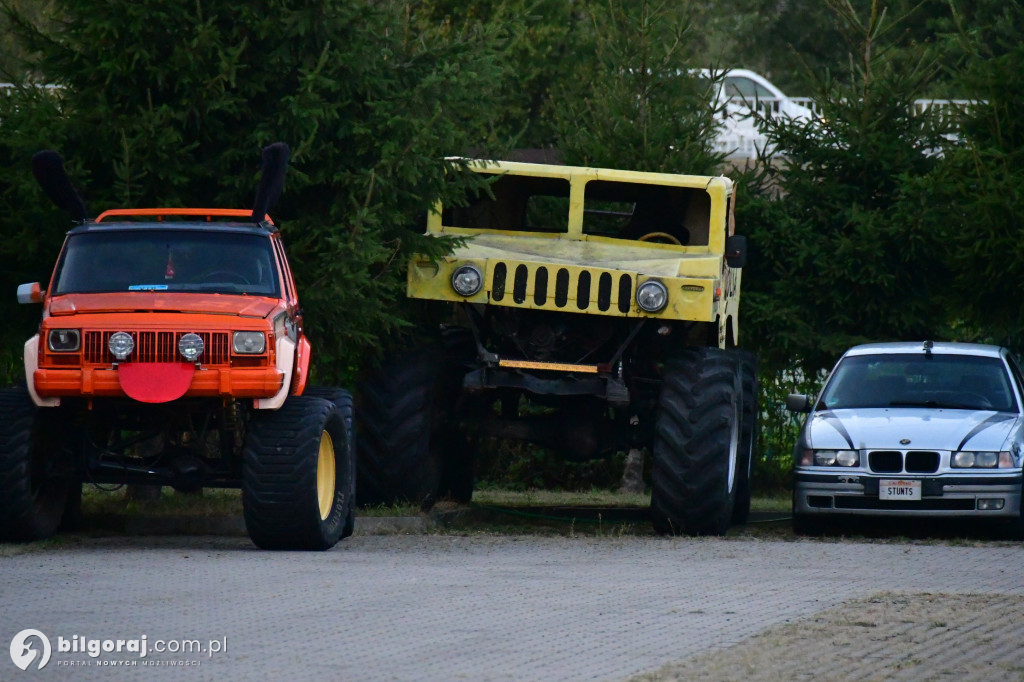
left=16, top=282, right=44, bottom=304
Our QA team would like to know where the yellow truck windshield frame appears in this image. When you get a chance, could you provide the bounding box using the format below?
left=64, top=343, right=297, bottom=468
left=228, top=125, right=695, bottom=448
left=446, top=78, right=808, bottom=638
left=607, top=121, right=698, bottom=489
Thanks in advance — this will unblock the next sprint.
left=410, top=159, right=739, bottom=341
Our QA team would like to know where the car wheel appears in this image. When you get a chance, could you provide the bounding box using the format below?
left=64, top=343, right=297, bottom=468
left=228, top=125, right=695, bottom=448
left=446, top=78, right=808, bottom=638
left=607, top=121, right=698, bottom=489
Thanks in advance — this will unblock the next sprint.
left=303, top=387, right=357, bottom=539
left=356, top=345, right=448, bottom=509
left=0, top=385, right=71, bottom=542
left=436, top=326, right=477, bottom=503
left=242, top=395, right=353, bottom=550
left=732, top=350, right=758, bottom=525
left=651, top=348, right=741, bottom=536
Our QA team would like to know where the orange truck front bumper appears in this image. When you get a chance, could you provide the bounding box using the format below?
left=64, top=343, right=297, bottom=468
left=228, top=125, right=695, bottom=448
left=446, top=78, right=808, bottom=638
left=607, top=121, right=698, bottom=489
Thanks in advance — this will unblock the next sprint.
left=34, top=366, right=284, bottom=399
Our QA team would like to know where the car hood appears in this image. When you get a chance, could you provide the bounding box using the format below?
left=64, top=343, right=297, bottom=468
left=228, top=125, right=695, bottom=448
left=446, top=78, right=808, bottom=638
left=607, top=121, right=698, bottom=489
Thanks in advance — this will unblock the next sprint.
left=47, top=293, right=279, bottom=319
left=805, top=408, right=1019, bottom=452
left=450, top=233, right=722, bottom=278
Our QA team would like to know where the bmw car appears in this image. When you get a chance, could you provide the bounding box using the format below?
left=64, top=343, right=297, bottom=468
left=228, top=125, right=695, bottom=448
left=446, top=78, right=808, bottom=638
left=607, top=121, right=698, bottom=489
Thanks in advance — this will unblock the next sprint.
left=787, top=341, right=1024, bottom=535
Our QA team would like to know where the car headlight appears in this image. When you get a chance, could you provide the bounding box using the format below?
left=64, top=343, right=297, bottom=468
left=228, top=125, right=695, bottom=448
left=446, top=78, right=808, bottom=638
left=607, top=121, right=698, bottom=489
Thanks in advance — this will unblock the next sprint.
left=233, top=331, right=267, bottom=354
left=636, top=280, right=668, bottom=312
left=952, top=451, right=1010, bottom=468
left=812, top=449, right=860, bottom=467
left=451, top=265, right=483, bottom=297
left=108, top=331, right=135, bottom=361
left=836, top=450, right=859, bottom=466
left=178, top=333, right=205, bottom=362
left=48, top=329, right=80, bottom=352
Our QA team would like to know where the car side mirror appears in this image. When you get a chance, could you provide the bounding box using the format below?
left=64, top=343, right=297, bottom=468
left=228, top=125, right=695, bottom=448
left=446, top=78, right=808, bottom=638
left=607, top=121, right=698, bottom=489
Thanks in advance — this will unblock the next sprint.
left=786, top=393, right=812, bottom=413
left=726, top=235, right=747, bottom=269
left=17, top=282, right=44, bottom=304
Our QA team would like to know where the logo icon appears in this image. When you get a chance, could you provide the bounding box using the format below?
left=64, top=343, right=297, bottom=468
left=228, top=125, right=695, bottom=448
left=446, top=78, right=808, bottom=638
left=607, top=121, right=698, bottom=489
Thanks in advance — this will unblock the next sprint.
left=900, top=438, right=911, bottom=445
left=10, top=629, right=51, bottom=671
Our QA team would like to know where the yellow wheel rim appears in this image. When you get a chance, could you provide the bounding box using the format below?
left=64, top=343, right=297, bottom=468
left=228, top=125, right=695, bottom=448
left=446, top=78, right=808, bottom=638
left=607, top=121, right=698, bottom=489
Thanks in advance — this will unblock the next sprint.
left=316, top=430, right=336, bottom=521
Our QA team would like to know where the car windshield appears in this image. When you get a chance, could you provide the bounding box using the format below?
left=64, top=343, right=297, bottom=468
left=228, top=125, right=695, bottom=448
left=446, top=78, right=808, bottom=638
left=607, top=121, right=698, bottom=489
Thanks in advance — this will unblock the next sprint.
left=818, top=353, right=1018, bottom=412
left=53, top=229, right=280, bottom=297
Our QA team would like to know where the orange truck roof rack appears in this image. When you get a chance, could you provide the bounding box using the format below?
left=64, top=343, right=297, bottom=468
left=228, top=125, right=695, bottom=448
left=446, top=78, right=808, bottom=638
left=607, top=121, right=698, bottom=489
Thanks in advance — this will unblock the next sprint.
left=94, top=208, right=273, bottom=224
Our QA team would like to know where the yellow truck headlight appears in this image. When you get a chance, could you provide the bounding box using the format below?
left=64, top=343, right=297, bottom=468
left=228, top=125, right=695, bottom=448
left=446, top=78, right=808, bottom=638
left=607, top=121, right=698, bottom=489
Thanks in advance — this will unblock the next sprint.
left=636, top=280, right=668, bottom=312
left=451, top=265, right=483, bottom=297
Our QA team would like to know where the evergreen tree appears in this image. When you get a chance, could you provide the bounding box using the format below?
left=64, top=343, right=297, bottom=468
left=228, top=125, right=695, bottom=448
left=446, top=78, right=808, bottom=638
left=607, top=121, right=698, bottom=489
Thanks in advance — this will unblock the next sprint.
left=0, top=0, right=511, bottom=382
left=901, top=0, right=1024, bottom=348
left=737, top=0, right=954, bottom=371
left=550, top=0, right=725, bottom=174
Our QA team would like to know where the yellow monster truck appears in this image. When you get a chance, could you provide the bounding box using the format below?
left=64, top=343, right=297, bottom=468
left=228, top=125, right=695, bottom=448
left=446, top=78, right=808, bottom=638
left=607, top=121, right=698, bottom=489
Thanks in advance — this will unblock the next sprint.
left=357, top=159, right=756, bottom=535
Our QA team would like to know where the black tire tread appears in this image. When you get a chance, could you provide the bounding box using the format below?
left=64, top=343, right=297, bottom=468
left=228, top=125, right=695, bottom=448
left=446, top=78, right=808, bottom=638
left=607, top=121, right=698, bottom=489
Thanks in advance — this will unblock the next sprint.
left=651, top=348, right=740, bottom=536
left=242, top=395, right=352, bottom=550
left=356, top=347, right=443, bottom=508
left=0, top=385, right=68, bottom=542
left=436, top=326, right=477, bottom=503
left=304, top=387, right=357, bottom=538
left=732, top=350, right=758, bottom=525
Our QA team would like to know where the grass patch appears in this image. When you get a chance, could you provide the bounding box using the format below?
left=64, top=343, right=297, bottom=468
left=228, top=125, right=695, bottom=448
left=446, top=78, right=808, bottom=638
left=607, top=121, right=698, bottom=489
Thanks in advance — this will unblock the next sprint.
left=472, top=488, right=650, bottom=508
left=76, top=483, right=793, bottom=542
left=82, top=486, right=425, bottom=518
left=82, top=486, right=242, bottom=517
left=473, top=488, right=790, bottom=513
left=358, top=502, right=424, bottom=517
left=80, top=485, right=790, bottom=517
left=751, top=495, right=790, bottom=513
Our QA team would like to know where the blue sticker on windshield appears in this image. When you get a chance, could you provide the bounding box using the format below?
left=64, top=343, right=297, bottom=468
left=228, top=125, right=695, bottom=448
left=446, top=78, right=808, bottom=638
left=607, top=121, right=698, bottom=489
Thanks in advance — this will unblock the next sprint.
left=128, top=285, right=169, bottom=291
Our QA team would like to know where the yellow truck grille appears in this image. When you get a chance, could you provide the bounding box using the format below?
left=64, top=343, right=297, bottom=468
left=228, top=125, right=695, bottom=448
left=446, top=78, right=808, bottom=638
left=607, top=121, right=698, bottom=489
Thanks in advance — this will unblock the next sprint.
left=490, top=262, right=633, bottom=315
left=84, top=331, right=231, bottom=365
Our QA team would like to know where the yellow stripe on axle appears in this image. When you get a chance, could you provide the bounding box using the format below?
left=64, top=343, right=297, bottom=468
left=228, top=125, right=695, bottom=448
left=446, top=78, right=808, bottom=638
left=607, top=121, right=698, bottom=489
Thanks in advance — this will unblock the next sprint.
left=497, top=359, right=600, bottom=373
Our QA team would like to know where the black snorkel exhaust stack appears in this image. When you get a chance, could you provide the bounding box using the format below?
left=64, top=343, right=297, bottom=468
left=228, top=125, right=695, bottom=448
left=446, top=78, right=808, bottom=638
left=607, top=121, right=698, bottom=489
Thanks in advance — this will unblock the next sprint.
left=251, top=142, right=290, bottom=229
left=31, top=150, right=89, bottom=225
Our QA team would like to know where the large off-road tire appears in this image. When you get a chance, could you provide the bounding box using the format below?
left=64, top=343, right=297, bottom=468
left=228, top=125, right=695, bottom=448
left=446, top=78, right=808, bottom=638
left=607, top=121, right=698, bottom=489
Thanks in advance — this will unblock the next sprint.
left=732, top=351, right=759, bottom=525
left=357, top=345, right=447, bottom=509
left=651, top=348, right=741, bottom=536
left=436, top=326, right=477, bottom=503
left=303, top=387, right=357, bottom=539
left=242, top=395, right=353, bottom=550
left=0, top=386, right=72, bottom=542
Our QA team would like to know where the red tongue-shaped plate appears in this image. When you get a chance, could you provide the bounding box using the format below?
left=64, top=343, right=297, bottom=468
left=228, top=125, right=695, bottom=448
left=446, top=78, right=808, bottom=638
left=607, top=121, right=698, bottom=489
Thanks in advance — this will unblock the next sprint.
left=117, top=362, right=196, bottom=403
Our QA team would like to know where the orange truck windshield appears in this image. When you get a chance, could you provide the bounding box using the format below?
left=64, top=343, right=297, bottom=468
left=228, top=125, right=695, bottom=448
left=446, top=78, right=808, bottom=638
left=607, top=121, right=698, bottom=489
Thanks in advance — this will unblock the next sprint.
left=53, top=228, right=281, bottom=297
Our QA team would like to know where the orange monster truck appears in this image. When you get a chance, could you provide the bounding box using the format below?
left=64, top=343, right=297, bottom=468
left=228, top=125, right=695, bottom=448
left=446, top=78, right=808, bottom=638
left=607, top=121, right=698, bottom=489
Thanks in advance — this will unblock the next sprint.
left=0, top=144, right=355, bottom=550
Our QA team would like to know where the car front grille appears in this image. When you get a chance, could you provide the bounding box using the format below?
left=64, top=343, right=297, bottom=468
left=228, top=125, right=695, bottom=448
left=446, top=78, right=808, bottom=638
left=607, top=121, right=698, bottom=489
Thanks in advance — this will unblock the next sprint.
left=867, top=450, right=941, bottom=474
left=84, top=331, right=231, bottom=365
left=905, top=451, right=940, bottom=473
left=490, top=262, right=633, bottom=314
left=869, top=451, right=903, bottom=473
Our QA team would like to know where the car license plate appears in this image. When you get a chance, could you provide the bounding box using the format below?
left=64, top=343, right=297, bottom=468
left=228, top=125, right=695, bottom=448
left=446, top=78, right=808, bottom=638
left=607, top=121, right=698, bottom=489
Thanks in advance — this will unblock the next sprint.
left=879, top=479, right=921, bottom=500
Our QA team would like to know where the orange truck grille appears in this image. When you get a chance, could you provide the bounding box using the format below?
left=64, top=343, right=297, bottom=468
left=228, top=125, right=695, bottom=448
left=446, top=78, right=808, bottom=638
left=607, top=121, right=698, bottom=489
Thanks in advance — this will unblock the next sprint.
left=84, top=331, right=231, bottom=365
left=490, top=262, right=634, bottom=314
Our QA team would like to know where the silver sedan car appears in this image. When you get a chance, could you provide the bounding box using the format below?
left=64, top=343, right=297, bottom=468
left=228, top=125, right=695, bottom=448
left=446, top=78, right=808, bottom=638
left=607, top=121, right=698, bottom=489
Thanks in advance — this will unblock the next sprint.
left=787, top=341, right=1024, bottom=535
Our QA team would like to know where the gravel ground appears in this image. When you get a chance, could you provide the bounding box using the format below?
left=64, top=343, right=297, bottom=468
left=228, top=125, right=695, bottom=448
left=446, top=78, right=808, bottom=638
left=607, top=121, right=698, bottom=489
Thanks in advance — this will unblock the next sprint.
left=633, top=592, right=1024, bottom=681
left=2, top=532, right=1024, bottom=681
